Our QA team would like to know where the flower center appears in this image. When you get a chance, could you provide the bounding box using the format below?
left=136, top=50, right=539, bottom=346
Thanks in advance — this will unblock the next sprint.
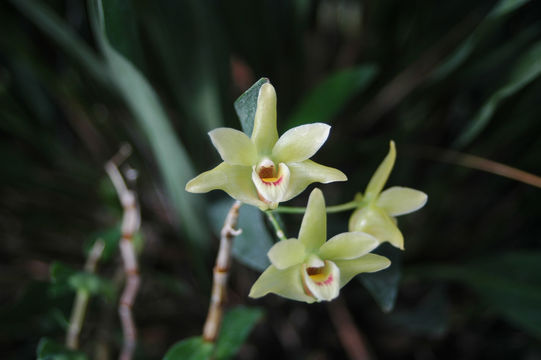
left=251, top=159, right=290, bottom=208
left=301, top=260, right=340, bottom=302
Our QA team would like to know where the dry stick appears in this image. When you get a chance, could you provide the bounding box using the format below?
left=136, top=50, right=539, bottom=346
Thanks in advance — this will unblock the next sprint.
left=202, top=201, right=242, bottom=342
left=327, top=297, right=372, bottom=360
left=105, top=150, right=141, bottom=360
left=66, top=239, right=106, bottom=349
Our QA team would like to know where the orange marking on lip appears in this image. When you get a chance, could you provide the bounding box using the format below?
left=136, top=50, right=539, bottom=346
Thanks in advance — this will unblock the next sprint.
left=261, top=175, right=283, bottom=186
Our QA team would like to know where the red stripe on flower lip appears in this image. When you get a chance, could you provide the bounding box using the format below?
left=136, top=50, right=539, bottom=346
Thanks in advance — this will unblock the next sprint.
left=316, top=274, right=334, bottom=286
left=261, top=175, right=283, bottom=186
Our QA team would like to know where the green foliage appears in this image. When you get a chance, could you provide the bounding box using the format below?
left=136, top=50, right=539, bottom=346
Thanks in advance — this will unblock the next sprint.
left=163, top=337, right=214, bottom=360
left=214, top=306, right=264, bottom=360
left=287, top=65, right=378, bottom=128
left=50, top=262, right=115, bottom=300
left=163, top=307, right=262, bottom=360
left=234, top=77, right=270, bottom=136
left=210, top=199, right=272, bottom=271
left=37, top=338, right=87, bottom=360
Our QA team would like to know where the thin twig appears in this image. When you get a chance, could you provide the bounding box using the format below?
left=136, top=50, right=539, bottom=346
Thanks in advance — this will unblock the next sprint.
left=265, top=212, right=287, bottom=241
left=202, top=201, right=242, bottom=342
left=407, top=145, right=541, bottom=189
left=105, top=148, right=141, bottom=360
left=327, top=297, right=372, bottom=360
left=66, top=239, right=106, bottom=349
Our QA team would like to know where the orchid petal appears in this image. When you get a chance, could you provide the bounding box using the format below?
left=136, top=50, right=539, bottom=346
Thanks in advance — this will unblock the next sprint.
left=365, top=141, right=396, bottom=200
left=301, top=260, right=340, bottom=302
left=251, top=83, right=279, bottom=154
left=249, top=264, right=315, bottom=303
left=208, top=128, right=257, bottom=166
left=185, top=163, right=266, bottom=208
left=348, top=206, right=404, bottom=249
left=335, top=254, right=391, bottom=288
left=282, top=160, right=347, bottom=202
left=267, top=239, right=306, bottom=270
left=319, top=232, right=379, bottom=260
left=272, top=123, right=330, bottom=163
left=377, top=186, right=428, bottom=216
left=298, top=188, right=327, bottom=252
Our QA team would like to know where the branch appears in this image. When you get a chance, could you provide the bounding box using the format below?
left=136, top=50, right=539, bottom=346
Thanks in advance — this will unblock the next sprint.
left=66, top=239, right=105, bottom=349
left=202, top=201, right=242, bottom=342
left=265, top=212, right=287, bottom=241
left=105, top=147, right=141, bottom=360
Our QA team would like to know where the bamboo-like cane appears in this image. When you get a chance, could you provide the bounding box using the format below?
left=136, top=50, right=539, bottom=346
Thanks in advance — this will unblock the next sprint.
left=65, top=239, right=105, bottom=349
left=105, top=146, right=141, bottom=360
left=202, top=201, right=242, bottom=342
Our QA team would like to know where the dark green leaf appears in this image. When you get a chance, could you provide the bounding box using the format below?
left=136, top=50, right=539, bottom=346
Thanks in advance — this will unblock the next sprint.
left=454, top=41, right=541, bottom=147
left=88, top=0, right=210, bottom=249
left=215, top=306, right=264, bottom=360
left=37, top=338, right=88, bottom=360
left=287, top=65, right=378, bottom=128
left=412, top=252, right=541, bottom=338
left=359, top=243, right=402, bottom=313
left=430, top=0, right=531, bottom=82
left=163, top=336, right=214, bottom=360
left=234, top=78, right=269, bottom=136
left=210, top=199, right=273, bottom=271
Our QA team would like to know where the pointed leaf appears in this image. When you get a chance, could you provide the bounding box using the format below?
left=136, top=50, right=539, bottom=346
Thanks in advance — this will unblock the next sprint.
left=163, top=336, right=214, bottom=360
left=37, top=338, right=87, bottom=360
left=215, top=306, right=264, bottom=360
left=288, top=65, right=378, bottom=128
left=209, top=128, right=257, bottom=166
left=377, top=187, right=428, bottom=216
left=234, top=78, right=270, bottom=136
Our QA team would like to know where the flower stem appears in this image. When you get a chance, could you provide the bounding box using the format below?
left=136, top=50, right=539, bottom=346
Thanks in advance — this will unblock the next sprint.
left=203, top=201, right=242, bottom=342
left=65, top=239, right=105, bottom=349
left=105, top=147, right=141, bottom=360
left=272, top=200, right=362, bottom=214
left=266, top=211, right=287, bottom=241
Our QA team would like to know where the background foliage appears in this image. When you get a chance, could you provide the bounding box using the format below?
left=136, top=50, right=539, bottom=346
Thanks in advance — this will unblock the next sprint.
left=1, top=0, right=541, bottom=359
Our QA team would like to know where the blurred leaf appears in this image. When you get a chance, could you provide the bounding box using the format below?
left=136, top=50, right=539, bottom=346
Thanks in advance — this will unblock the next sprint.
left=10, top=0, right=108, bottom=85
left=37, top=338, right=87, bottom=360
left=87, top=0, right=210, bottom=248
left=234, top=78, right=270, bottom=136
left=454, top=41, right=541, bottom=147
left=210, top=199, right=273, bottom=271
left=215, top=306, right=264, bottom=360
left=430, top=0, right=531, bottom=82
left=413, top=252, right=541, bottom=338
left=50, top=262, right=77, bottom=284
left=287, top=65, right=378, bottom=128
left=359, top=243, right=402, bottom=313
left=85, top=226, right=121, bottom=262
left=390, top=286, right=448, bottom=337
left=163, top=336, right=213, bottom=360
left=50, top=262, right=115, bottom=300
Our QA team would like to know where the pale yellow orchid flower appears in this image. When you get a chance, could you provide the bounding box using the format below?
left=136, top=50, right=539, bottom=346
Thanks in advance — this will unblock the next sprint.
left=349, top=141, right=427, bottom=249
left=185, top=83, right=347, bottom=210
left=249, top=188, right=390, bottom=303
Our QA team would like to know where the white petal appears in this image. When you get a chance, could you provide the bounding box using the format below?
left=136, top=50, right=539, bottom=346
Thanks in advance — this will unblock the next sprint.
left=251, top=83, right=279, bottom=154
left=365, top=141, right=396, bottom=199
left=272, top=123, right=330, bottom=163
left=298, top=188, right=327, bottom=252
left=335, top=254, right=391, bottom=288
left=249, top=264, right=315, bottom=303
left=376, top=186, right=427, bottom=216
left=301, top=260, right=340, bottom=302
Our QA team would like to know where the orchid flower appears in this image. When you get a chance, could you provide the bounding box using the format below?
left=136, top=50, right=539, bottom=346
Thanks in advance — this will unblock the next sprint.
left=348, top=141, right=427, bottom=250
left=249, top=188, right=390, bottom=303
left=185, top=83, right=347, bottom=210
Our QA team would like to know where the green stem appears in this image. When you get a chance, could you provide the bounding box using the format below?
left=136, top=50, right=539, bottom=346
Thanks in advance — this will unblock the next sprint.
left=266, top=212, right=287, bottom=241
left=272, top=200, right=362, bottom=214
